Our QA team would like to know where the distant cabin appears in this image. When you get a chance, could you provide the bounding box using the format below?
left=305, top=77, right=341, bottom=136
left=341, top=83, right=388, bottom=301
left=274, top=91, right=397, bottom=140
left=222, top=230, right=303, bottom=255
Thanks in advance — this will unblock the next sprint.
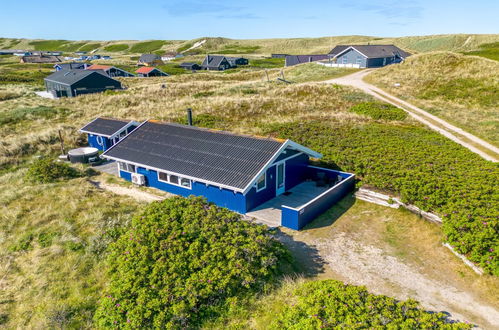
left=226, top=56, right=249, bottom=66
left=138, top=54, right=163, bottom=66
left=44, top=70, right=122, bottom=98
left=0, top=49, right=28, bottom=55
left=135, top=67, right=169, bottom=77
left=284, top=55, right=329, bottom=67
left=180, top=62, right=201, bottom=71
left=54, top=62, right=89, bottom=71
left=100, top=120, right=355, bottom=230
left=201, top=55, right=232, bottom=71
left=328, top=45, right=411, bottom=68
left=86, top=64, right=134, bottom=77
left=80, top=117, right=139, bottom=151
left=75, top=51, right=87, bottom=56
left=21, top=55, right=62, bottom=64
left=271, top=54, right=288, bottom=58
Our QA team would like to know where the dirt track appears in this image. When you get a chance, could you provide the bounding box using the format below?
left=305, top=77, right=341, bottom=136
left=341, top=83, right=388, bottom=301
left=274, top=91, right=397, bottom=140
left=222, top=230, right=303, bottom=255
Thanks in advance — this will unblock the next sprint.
left=323, top=70, right=498, bottom=162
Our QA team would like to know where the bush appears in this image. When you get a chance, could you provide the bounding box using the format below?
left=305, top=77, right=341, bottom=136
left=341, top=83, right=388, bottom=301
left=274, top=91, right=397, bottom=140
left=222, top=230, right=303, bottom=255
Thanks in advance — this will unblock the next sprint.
left=270, top=280, right=471, bottom=329
left=26, top=158, right=80, bottom=183
left=265, top=121, right=498, bottom=275
left=349, top=102, right=407, bottom=121
left=94, top=197, right=288, bottom=328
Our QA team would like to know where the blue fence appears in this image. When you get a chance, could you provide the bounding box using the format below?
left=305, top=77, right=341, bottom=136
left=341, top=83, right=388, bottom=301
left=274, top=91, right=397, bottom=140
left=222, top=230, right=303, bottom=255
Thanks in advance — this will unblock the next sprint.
left=281, top=167, right=355, bottom=230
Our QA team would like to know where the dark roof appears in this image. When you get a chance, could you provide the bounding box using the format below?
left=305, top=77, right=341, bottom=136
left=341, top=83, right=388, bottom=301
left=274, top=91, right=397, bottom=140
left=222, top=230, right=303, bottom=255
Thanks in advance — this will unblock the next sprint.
left=44, top=70, right=110, bottom=86
left=80, top=117, right=130, bottom=137
left=22, top=55, right=62, bottom=63
left=103, top=121, right=285, bottom=190
left=139, top=54, right=161, bottom=63
left=329, top=45, right=411, bottom=59
left=54, top=62, right=87, bottom=70
left=285, top=55, right=329, bottom=67
left=201, top=55, right=228, bottom=68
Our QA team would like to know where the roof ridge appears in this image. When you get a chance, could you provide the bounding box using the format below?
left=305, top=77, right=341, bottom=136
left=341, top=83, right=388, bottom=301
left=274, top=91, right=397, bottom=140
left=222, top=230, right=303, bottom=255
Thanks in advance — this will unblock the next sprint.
left=146, top=120, right=285, bottom=143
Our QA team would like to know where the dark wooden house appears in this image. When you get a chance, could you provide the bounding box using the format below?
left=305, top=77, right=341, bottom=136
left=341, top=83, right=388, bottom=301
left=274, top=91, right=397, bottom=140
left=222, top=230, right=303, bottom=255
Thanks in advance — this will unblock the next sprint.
left=201, top=55, right=231, bottom=70
left=226, top=57, right=249, bottom=66
left=44, top=70, right=122, bottom=97
left=138, top=54, right=163, bottom=66
left=180, top=62, right=201, bottom=71
left=328, top=45, right=411, bottom=68
left=86, top=64, right=134, bottom=77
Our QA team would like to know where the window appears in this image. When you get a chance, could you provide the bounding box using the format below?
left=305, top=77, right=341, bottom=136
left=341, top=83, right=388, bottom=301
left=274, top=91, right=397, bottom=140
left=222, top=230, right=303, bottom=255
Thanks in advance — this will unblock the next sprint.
left=158, top=171, right=168, bottom=182
left=169, top=175, right=179, bottom=185
left=119, top=162, right=135, bottom=173
left=342, top=57, right=348, bottom=64
left=356, top=56, right=362, bottom=65
left=157, top=172, right=191, bottom=189
left=256, top=172, right=266, bottom=191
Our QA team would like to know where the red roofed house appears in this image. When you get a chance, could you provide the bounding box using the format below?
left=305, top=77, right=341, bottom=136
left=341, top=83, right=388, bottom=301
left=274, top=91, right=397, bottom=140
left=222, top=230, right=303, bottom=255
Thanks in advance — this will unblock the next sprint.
left=86, top=64, right=134, bottom=77
left=135, top=67, right=169, bottom=77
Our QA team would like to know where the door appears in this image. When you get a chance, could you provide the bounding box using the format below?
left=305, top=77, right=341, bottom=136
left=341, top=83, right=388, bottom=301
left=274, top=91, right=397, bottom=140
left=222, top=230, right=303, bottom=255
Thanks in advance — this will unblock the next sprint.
left=276, top=162, right=285, bottom=196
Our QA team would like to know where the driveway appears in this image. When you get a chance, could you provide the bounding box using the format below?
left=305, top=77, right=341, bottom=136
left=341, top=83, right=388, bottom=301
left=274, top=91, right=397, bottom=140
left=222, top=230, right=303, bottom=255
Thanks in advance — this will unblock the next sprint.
left=323, top=70, right=498, bottom=162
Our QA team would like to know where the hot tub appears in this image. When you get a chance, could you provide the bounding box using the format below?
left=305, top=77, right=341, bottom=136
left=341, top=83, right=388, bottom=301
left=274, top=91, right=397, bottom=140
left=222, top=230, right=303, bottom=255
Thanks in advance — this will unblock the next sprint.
left=68, top=147, right=99, bottom=163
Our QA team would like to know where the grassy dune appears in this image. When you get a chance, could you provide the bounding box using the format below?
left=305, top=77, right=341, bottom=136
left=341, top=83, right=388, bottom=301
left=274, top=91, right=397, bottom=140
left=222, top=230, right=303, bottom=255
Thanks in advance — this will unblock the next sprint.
left=1, top=34, right=498, bottom=56
left=366, top=52, right=499, bottom=146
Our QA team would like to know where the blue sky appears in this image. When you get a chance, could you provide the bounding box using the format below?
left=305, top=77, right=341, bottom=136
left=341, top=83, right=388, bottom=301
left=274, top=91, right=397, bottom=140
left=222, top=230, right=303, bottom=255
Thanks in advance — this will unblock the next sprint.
left=1, top=0, right=498, bottom=40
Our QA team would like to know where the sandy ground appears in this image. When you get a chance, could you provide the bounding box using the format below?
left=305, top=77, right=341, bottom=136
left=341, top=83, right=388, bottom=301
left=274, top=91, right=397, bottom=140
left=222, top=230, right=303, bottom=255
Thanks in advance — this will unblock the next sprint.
left=324, top=70, right=498, bottom=162
left=280, top=230, right=499, bottom=328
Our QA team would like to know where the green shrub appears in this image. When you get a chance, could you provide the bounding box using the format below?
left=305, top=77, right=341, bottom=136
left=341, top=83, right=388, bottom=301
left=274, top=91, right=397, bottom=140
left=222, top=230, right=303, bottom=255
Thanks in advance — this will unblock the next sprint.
left=38, top=230, right=58, bottom=248
left=9, top=232, right=34, bottom=252
left=26, top=158, right=80, bottom=183
left=270, top=280, right=471, bottom=329
left=349, top=102, right=407, bottom=121
left=94, top=196, right=288, bottom=328
left=265, top=121, right=499, bottom=274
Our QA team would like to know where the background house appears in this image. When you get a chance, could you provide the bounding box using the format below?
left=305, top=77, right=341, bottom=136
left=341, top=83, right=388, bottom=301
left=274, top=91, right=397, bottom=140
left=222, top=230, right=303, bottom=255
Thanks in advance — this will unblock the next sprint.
left=161, top=52, right=184, bottom=61
left=284, top=55, right=329, bottom=67
left=180, top=62, right=201, bottom=71
left=44, top=70, right=122, bottom=97
left=226, top=56, right=249, bottom=66
left=328, top=45, right=411, bottom=68
left=135, top=67, right=168, bottom=77
left=138, top=54, right=163, bottom=66
left=54, top=62, right=89, bottom=71
left=201, top=55, right=231, bottom=70
left=21, top=55, right=62, bottom=64
left=101, top=120, right=354, bottom=229
left=86, top=64, right=134, bottom=77
left=80, top=117, right=139, bottom=151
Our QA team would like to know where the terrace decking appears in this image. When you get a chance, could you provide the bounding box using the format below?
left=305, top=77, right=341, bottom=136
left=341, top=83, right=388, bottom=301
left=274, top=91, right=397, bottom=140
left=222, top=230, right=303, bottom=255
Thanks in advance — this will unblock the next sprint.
left=246, top=181, right=330, bottom=227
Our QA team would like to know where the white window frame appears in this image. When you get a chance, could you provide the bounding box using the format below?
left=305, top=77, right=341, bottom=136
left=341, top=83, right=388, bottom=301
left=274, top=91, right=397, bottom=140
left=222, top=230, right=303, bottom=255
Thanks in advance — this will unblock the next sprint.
left=119, top=162, right=136, bottom=173
left=342, top=57, right=348, bottom=64
left=256, top=172, right=266, bottom=192
left=156, top=171, right=192, bottom=190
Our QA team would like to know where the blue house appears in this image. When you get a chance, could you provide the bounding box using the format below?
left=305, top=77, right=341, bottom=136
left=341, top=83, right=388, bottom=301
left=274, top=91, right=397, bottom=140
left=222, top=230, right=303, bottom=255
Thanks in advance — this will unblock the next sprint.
left=79, top=117, right=139, bottom=151
left=101, top=120, right=355, bottom=230
left=328, top=45, right=411, bottom=68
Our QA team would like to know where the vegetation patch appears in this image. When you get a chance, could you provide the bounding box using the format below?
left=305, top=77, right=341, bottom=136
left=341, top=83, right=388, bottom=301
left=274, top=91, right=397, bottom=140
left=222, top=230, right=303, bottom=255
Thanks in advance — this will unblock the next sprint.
left=26, top=158, right=80, bottom=183
left=175, top=113, right=227, bottom=129
left=103, top=44, right=129, bottom=52
left=78, top=43, right=101, bottom=52
left=30, top=40, right=69, bottom=51
left=265, top=121, right=499, bottom=274
left=349, top=102, right=407, bottom=121
left=94, top=196, right=288, bottom=328
left=464, top=42, right=499, bottom=61
left=218, top=43, right=261, bottom=54
left=270, top=280, right=470, bottom=329
left=129, top=40, right=166, bottom=53
left=250, top=58, right=285, bottom=68
left=0, top=105, right=68, bottom=126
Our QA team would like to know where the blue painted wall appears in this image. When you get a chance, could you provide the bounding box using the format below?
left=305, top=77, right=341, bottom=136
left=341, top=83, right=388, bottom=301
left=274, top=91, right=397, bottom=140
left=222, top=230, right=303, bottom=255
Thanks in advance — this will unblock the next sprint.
left=281, top=170, right=355, bottom=230
left=336, top=49, right=367, bottom=67
left=246, top=165, right=276, bottom=211
left=120, top=166, right=247, bottom=213
left=283, top=153, right=309, bottom=191
left=88, top=134, right=112, bottom=151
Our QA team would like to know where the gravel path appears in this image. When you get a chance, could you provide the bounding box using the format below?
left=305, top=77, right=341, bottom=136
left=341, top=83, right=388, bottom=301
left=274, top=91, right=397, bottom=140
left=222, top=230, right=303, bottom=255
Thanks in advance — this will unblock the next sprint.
left=280, top=231, right=499, bottom=328
left=323, top=70, right=498, bottom=162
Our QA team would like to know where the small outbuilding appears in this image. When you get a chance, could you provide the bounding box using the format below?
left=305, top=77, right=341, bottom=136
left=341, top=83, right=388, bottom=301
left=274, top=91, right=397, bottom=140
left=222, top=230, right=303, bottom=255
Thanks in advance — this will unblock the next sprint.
left=180, top=62, right=201, bottom=71
left=284, top=55, right=329, bottom=67
left=328, top=45, right=411, bottom=68
left=86, top=64, right=134, bottom=77
left=101, top=120, right=355, bottom=230
left=201, top=55, right=232, bottom=70
left=80, top=117, right=139, bottom=151
left=44, top=70, right=122, bottom=97
left=135, top=67, right=168, bottom=77
left=226, top=56, right=249, bottom=66
left=138, top=53, right=163, bottom=66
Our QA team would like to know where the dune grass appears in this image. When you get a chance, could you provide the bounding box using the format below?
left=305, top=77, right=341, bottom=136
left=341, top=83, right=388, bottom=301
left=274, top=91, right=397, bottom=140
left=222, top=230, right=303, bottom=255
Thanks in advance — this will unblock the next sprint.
left=366, top=52, right=499, bottom=146
left=464, top=42, right=499, bottom=61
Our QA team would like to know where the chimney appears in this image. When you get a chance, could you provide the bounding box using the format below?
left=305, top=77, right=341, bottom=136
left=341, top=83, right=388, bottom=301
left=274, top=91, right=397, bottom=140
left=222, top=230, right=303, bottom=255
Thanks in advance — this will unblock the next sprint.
left=187, top=108, right=193, bottom=126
